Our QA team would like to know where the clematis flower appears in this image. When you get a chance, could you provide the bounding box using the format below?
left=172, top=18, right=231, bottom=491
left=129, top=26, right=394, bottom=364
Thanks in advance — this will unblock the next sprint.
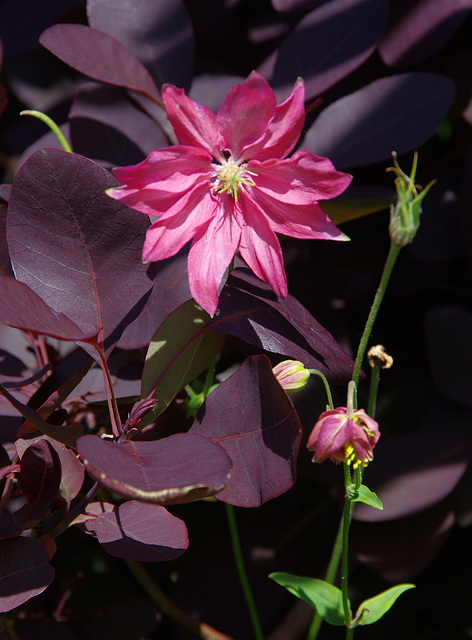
left=107, top=71, right=352, bottom=316
left=307, top=406, right=380, bottom=467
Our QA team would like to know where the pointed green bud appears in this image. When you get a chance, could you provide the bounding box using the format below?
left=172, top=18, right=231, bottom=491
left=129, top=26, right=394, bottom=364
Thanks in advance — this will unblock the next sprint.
left=387, top=151, right=435, bottom=246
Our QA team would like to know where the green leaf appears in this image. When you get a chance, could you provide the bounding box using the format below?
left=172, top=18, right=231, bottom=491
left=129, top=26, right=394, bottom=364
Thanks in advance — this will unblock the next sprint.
left=269, top=572, right=345, bottom=626
left=321, top=196, right=394, bottom=226
left=140, top=300, right=225, bottom=423
left=353, top=584, right=415, bottom=626
left=352, top=484, right=383, bottom=510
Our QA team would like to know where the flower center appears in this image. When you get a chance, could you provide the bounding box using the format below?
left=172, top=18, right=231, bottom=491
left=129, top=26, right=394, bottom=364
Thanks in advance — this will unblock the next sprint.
left=212, top=157, right=257, bottom=203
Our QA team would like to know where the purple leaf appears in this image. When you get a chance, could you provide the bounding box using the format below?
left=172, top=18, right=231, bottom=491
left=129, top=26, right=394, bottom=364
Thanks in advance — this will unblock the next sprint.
left=353, top=504, right=455, bottom=582
left=77, top=433, right=232, bottom=505
left=270, top=0, right=389, bottom=98
left=0, top=383, right=83, bottom=447
left=302, top=72, right=456, bottom=169
left=17, top=437, right=84, bottom=508
left=0, top=503, right=47, bottom=539
left=85, top=500, right=188, bottom=561
left=0, top=276, right=97, bottom=342
left=353, top=432, right=471, bottom=522
left=87, top=0, right=194, bottom=91
left=207, top=268, right=356, bottom=385
left=271, top=0, right=329, bottom=11
left=379, top=0, right=472, bottom=68
left=69, top=83, right=168, bottom=166
left=0, top=185, right=13, bottom=277
left=39, top=24, right=162, bottom=106
left=118, top=253, right=190, bottom=350
left=18, top=439, right=62, bottom=503
left=190, top=355, right=302, bottom=507
left=0, top=537, right=54, bottom=612
left=7, top=149, right=155, bottom=354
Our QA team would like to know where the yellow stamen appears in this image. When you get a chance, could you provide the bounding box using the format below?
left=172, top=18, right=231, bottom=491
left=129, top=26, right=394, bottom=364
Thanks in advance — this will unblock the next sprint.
left=213, top=158, right=257, bottom=202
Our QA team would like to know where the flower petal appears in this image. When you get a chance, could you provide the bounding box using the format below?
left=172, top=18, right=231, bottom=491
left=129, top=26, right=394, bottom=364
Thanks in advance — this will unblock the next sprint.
left=243, top=78, right=306, bottom=162
left=109, top=147, right=213, bottom=216
left=246, top=151, right=351, bottom=240
left=187, top=196, right=242, bottom=316
left=142, top=185, right=217, bottom=262
left=217, top=71, right=276, bottom=162
left=162, top=85, right=224, bottom=159
left=238, top=195, right=287, bottom=299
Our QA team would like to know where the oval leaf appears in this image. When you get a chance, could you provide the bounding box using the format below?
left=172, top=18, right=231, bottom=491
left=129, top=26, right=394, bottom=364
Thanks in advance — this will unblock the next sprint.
left=87, top=0, right=194, bottom=91
left=354, top=584, right=415, bottom=626
left=0, top=276, right=97, bottom=342
left=18, top=439, right=62, bottom=503
left=141, top=299, right=225, bottom=421
left=352, top=484, right=383, bottom=510
left=39, top=24, right=162, bottom=105
left=303, top=73, right=455, bottom=169
left=77, top=433, right=232, bottom=505
left=271, top=0, right=389, bottom=98
left=190, top=355, right=302, bottom=507
left=269, top=572, right=345, bottom=626
left=0, top=538, right=54, bottom=612
left=7, top=149, right=155, bottom=354
left=208, top=268, right=356, bottom=385
left=85, top=500, right=188, bottom=562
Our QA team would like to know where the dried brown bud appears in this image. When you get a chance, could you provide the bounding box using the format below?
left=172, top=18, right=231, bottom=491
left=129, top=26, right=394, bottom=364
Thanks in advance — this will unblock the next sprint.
left=367, top=345, right=393, bottom=370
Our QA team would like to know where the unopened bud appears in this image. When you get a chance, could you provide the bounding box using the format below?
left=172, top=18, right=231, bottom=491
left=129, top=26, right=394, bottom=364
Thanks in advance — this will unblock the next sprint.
left=387, top=151, right=435, bottom=246
left=272, top=360, right=310, bottom=393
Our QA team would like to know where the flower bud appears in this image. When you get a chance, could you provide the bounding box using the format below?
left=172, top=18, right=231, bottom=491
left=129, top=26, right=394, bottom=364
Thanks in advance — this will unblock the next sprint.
left=272, top=360, right=310, bottom=393
left=307, top=406, right=380, bottom=468
left=387, top=151, right=435, bottom=246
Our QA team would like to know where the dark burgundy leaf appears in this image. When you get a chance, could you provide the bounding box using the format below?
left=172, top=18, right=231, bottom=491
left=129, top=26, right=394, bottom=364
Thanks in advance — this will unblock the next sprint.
left=190, top=355, right=302, bottom=507
left=0, top=349, right=29, bottom=386
left=39, top=24, right=162, bottom=106
left=7, top=149, right=155, bottom=354
left=0, top=276, right=97, bottom=342
left=118, top=253, right=190, bottom=350
left=0, top=185, right=13, bottom=277
left=207, top=268, right=356, bottom=385
left=270, top=0, right=389, bottom=98
left=352, top=504, right=455, bottom=582
left=77, top=433, right=232, bottom=505
left=17, top=436, right=84, bottom=508
left=353, top=432, right=471, bottom=522
left=425, top=307, right=472, bottom=407
left=1, top=364, right=51, bottom=390
left=69, top=83, right=168, bottom=166
left=18, top=439, right=62, bottom=503
left=302, top=72, right=455, bottom=169
left=85, top=500, right=188, bottom=561
left=0, top=383, right=83, bottom=447
left=0, top=503, right=47, bottom=538
left=0, top=537, right=54, bottom=612
left=87, top=0, right=195, bottom=91
left=379, top=0, right=472, bottom=68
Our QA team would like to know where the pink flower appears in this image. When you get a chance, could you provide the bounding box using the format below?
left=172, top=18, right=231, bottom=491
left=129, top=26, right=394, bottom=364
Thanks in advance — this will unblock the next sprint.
left=107, top=71, right=351, bottom=316
left=307, top=407, right=380, bottom=467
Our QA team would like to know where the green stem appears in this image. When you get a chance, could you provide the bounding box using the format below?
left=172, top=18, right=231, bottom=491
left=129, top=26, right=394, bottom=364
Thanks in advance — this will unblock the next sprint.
left=307, top=369, right=334, bottom=410
left=20, top=110, right=72, bottom=153
left=352, top=242, right=402, bottom=388
left=367, top=364, right=380, bottom=418
left=306, top=514, right=344, bottom=640
left=225, top=503, right=264, bottom=640
left=341, top=462, right=353, bottom=629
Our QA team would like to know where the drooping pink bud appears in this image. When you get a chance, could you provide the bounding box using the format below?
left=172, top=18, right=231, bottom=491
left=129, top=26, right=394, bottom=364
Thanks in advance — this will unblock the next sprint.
left=272, top=360, right=310, bottom=393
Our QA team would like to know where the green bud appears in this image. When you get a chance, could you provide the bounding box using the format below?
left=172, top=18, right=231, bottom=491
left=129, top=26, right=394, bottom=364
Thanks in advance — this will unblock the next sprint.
left=387, top=151, right=435, bottom=246
left=272, top=360, right=310, bottom=393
